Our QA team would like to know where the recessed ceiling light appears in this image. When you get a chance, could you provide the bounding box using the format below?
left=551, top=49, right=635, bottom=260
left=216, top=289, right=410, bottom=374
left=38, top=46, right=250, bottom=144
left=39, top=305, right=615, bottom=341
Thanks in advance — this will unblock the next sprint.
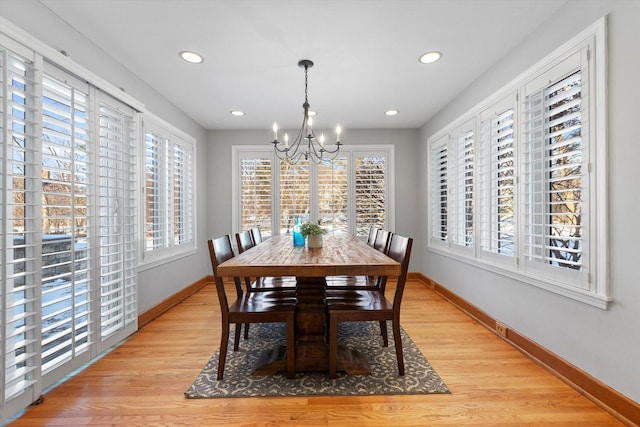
left=230, top=110, right=244, bottom=117
left=179, top=51, right=204, bottom=64
left=419, top=51, right=442, bottom=64
left=385, top=110, right=399, bottom=116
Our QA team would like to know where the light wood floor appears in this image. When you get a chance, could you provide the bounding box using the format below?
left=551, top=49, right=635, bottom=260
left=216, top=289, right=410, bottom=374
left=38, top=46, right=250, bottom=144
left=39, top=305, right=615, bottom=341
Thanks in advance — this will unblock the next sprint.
left=9, top=281, right=624, bottom=426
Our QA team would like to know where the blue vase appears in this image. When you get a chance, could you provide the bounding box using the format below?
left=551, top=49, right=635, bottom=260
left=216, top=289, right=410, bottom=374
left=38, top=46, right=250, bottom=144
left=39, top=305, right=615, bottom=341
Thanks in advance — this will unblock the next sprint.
left=293, top=216, right=305, bottom=247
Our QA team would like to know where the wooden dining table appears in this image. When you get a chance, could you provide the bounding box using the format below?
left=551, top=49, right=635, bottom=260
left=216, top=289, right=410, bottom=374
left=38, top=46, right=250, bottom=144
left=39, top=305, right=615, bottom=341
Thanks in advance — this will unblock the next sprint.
left=216, top=234, right=401, bottom=375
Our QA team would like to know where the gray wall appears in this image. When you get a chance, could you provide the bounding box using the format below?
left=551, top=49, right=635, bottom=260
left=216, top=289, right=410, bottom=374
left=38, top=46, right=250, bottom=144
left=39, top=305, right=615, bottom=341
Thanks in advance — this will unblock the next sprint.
left=206, top=128, right=423, bottom=270
left=419, top=0, right=640, bottom=403
left=0, top=1, right=211, bottom=314
left=4, top=0, right=639, bottom=406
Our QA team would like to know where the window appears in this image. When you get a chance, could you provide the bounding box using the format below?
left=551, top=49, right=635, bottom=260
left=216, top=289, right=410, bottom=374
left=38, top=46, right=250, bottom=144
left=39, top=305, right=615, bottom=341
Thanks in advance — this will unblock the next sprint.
left=318, top=157, right=348, bottom=234
left=1, top=44, right=41, bottom=411
left=239, top=155, right=273, bottom=236
left=142, top=114, right=196, bottom=262
left=522, top=60, right=586, bottom=286
left=354, top=153, right=387, bottom=236
left=98, top=93, right=138, bottom=344
left=452, top=121, right=475, bottom=251
left=280, top=160, right=309, bottom=234
left=427, top=19, right=608, bottom=308
left=478, top=93, right=517, bottom=264
left=233, top=145, right=394, bottom=238
left=429, top=135, right=449, bottom=248
left=1, top=39, right=141, bottom=420
left=41, top=66, right=92, bottom=375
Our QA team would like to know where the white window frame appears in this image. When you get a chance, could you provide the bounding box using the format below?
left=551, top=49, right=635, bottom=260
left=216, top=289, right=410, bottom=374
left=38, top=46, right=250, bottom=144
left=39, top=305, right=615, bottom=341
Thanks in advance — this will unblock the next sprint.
left=232, top=145, right=394, bottom=238
left=426, top=18, right=609, bottom=309
left=140, top=112, right=196, bottom=267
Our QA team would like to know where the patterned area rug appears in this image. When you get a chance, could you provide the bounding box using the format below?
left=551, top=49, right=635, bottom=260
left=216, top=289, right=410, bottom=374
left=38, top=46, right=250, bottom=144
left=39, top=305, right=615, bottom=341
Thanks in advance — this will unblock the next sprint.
left=185, top=321, right=449, bottom=398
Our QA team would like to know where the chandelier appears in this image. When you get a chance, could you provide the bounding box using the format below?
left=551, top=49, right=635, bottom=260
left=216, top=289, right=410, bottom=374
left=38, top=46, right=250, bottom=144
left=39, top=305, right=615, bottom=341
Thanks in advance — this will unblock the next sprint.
left=271, top=59, right=342, bottom=164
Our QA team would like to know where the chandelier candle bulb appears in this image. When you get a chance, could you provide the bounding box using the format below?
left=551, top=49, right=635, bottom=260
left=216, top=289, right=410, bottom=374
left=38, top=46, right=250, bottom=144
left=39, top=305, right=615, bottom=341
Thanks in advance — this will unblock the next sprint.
left=273, top=123, right=278, bottom=141
left=284, top=133, right=289, bottom=148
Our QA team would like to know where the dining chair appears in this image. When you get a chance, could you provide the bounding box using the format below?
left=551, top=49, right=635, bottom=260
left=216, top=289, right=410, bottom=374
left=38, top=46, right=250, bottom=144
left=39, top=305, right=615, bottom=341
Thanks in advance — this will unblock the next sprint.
left=235, top=230, right=296, bottom=293
left=373, top=229, right=393, bottom=254
left=366, top=226, right=379, bottom=246
left=326, top=234, right=413, bottom=379
left=235, top=230, right=257, bottom=291
left=208, top=235, right=296, bottom=380
left=250, top=227, right=263, bottom=245
left=325, top=228, right=390, bottom=292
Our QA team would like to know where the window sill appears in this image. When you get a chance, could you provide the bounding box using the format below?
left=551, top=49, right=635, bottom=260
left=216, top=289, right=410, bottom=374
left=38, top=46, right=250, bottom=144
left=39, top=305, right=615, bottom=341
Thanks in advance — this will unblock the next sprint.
left=427, top=246, right=612, bottom=310
left=138, top=246, right=198, bottom=272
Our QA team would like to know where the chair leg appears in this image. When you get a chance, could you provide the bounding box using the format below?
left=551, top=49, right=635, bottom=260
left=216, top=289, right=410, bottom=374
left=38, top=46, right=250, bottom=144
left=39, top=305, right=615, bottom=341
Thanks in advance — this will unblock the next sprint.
left=285, top=316, right=296, bottom=379
left=392, top=319, right=404, bottom=376
left=233, top=322, right=242, bottom=351
left=218, top=322, right=230, bottom=381
left=380, top=320, right=389, bottom=347
left=244, top=323, right=250, bottom=340
left=328, top=315, right=338, bottom=379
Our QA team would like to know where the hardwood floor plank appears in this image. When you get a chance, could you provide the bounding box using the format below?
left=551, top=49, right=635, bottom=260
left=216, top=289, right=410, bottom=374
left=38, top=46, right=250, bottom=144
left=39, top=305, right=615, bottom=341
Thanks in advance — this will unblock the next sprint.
left=8, top=281, right=625, bottom=426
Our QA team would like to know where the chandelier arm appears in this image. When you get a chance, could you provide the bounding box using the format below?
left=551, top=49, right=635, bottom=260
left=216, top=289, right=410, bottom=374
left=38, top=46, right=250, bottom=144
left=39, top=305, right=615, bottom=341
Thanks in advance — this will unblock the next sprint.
left=270, top=59, right=342, bottom=165
left=285, top=114, right=308, bottom=160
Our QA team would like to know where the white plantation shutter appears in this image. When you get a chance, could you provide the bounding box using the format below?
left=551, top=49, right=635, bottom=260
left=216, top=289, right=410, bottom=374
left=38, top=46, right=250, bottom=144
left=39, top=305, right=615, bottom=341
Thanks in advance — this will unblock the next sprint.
left=144, top=129, right=167, bottom=251
left=425, top=27, right=605, bottom=305
left=280, top=160, right=309, bottom=234
left=452, top=126, right=474, bottom=249
left=430, top=135, right=449, bottom=245
left=1, top=46, right=42, bottom=411
left=523, top=67, right=585, bottom=285
left=317, top=157, right=348, bottom=234
left=171, top=137, right=194, bottom=246
left=354, top=154, right=386, bottom=237
left=40, top=68, right=93, bottom=378
left=142, top=116, right=195, bottom=261
left=240, top=155, right=273, bottom=237
left=98, top=94, right=137, bottom=345
left=233, top=146, right=393, bottom=238
left=478, top=94, right=516, bottom=261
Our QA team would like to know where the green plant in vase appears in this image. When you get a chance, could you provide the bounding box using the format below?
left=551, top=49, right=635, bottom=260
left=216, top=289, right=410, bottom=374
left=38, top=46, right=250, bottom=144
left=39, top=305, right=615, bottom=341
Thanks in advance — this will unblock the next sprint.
left=299, top=222, right=327, bottom=248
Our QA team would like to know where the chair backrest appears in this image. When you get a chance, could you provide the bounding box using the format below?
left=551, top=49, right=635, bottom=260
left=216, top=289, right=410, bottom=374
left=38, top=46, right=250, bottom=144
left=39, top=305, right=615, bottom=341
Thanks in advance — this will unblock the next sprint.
left=366, top=226, right=379, bottom=246
left=373, top=230, right=392, bottom=254
left=208, top=235, right=243, bottom=314
left=386, top=234, right=413, bottom=312
left=236, top=230, right=255, bottom=254
left=250, top=227, right=263, bottom=245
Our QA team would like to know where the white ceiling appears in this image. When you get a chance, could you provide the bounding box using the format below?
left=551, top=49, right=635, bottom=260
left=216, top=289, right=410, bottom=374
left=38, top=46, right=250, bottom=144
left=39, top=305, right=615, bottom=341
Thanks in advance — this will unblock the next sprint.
left=39, top=0, right=567, bottom=131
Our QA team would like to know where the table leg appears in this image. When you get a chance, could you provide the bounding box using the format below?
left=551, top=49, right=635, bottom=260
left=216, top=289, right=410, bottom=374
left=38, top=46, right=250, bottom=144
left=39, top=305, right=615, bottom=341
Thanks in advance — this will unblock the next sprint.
left=253, top=276, right=371, bottom=376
